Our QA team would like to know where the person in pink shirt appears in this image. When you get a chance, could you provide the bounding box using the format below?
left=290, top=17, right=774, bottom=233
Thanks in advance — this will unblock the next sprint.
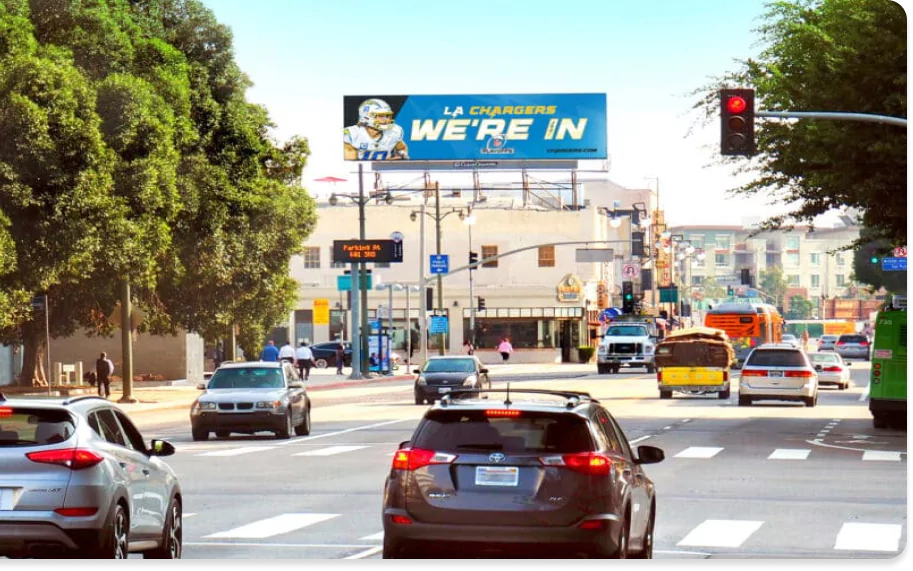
left=497, top=338, right=513, bottom=362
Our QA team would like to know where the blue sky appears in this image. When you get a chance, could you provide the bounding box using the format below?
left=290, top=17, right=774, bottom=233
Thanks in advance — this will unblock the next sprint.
left=199, top=0, right=820, bottom=226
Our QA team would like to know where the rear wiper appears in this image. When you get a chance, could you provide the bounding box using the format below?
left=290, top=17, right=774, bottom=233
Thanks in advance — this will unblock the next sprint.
left=456, top=443, right=503, bottom=450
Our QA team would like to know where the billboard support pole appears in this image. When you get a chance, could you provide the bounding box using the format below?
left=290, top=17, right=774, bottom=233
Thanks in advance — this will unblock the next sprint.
left=358, top=163, right=369, bottom=376
left=435, top=181, right=446, bottom=356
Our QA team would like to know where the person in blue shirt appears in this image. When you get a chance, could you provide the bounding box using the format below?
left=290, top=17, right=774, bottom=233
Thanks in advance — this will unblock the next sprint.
left=260, top=340, right=280, bottom=362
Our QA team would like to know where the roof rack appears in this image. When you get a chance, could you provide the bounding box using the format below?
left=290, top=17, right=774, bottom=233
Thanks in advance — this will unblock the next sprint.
left=61, top=395, right=110, bottom=406
left=440, top=387, right=598, bottom=409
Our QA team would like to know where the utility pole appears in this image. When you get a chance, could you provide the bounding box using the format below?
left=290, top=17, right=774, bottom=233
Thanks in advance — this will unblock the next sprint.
left=434, top=181, right=445, bottom=355
left=357, top=163, right=369, bottom=375
left=118, top=280, right=136, bottom=403
left=418, top=203, right=427, bottom=364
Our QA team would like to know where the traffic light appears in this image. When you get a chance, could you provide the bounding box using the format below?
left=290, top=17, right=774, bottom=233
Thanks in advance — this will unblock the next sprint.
left=631, top=231, right=645, bottom=257
left=477, top=297, right=486, bottom=311
left=469, top=251, right=479, bottom=269
left=720, top=88, right=755, bottom=156
left=727, top=285, right=734, bottom=296
left=622, top=281, right=634, bottom=313
left=741, top=268, right=751, bottom=285
left=870, top=254, right=881, bottom=264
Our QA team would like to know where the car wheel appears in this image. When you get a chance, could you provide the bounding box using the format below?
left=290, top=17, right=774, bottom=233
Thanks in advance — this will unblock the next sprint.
left=738, top=395, right=751, bottom=406
left=215, top=430, right=230, bottom=438
left=804, top=395, right=817, bottom=407
left=315, top=358, right=328, bottom=369
left=191, top=428, right=208, bottom=441
left=84, top=502, right=129, bottom=558
left=275, top=413, right=292, bottom=439
left=718, top=388, right=731, bottom=399
left=295, top=406, right=311, bottom=436
left=659, top=390, right=672, bottom=400
left=646, top=364, right=656, bottom=374
left=597, top=363, right=609, bottom=374
left=144, top=496, right=182, bottom=559
left=873, top=413, right=888, bottom=429
left=414, top=393, right=424, bottom=405
left=631, top=505, right=655, bottom=559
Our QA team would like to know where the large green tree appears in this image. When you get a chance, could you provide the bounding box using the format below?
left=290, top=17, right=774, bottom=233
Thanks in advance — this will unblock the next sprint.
left=691, top=0, right=906, bottom=247
left=851, top=226, right=907, bottom=294
left=758, top=266, right=789, bottom=308
left=0, top=0, right=316, bottom=386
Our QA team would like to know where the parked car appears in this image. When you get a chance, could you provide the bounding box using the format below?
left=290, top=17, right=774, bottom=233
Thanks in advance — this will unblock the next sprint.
left=412, top=355, right=492, bottom=405
left=817, top=334, right=840, bottom=352
left=383, top=388, right=664, bottom=558
left=309, top=341, right=352, bottom=369
left=190, top=361, right=311, bottom=440
left=835, top=334, right=871, bottom=360
left=0, top=392, right=182, bottom=559
left=738, top=343, right=819, bottom=406
left=808, top=352, right=852, bottom=390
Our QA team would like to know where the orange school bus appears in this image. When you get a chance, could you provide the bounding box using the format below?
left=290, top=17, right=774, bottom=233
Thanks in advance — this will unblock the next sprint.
left=704, top=302, right=785, bottom=367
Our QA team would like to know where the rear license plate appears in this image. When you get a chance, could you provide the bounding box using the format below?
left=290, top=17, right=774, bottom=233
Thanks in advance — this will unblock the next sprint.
left=768, top=371, right=784, bottom=378
left=438, top=387, right=451, bottom=394
left=475, top=466, right=519, bottom=487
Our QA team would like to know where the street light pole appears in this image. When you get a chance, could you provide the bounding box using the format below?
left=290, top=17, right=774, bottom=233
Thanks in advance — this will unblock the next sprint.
left=434, top=182, right=445, bottom=355
left=357, top=163, right=369, bottom=376
left=465, top=209, right=477, bottom=347
left=418, top=203, right=427, bottom=364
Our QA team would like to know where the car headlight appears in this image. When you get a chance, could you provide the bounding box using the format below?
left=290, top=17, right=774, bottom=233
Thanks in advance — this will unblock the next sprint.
left=464, top=375, right=478, bottom=387
left=256, top=401, right=283, bottom=409
left=417, top=376, right=427, bottom=385
left=644, top=344, right=654, bottom=354
left=197, top=402, right=217, bottom=411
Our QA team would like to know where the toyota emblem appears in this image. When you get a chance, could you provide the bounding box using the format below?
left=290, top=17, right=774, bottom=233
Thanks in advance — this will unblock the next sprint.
left=489, top=453, right=506, bottom=463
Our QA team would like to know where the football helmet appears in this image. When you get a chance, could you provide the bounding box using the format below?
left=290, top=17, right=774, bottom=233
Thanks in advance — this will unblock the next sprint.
left=358, top=98, right=394, bottom=131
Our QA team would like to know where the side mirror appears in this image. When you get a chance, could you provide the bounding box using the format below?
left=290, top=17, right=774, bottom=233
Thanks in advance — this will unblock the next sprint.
left=398, top=440, right=411, bottom=449
left=480, top=368, right=489, bottom=374
left=845, top=361, right=852, bottom=367
left=636, top=445, right=665, bottom=465
left=814, top=365, right=823, bottom=372
left=196, top=383, right=207, bottom=391
left=149, top=439, right=176, bottom=457
left=413, top=368, right=422, bottom=375
left=288, top=381, right=303, bottom=389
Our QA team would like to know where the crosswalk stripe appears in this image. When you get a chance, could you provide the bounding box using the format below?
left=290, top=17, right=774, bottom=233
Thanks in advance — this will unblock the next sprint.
left=196, top=446, right=277, bottom=457
left=861, top=450, right=902, bottom=462
left=677, top=519, right=763, bottom=548
left=293, top=445, right=369, bottom=457
left=834, top=523, right=903, bottom=552
left=768, top=449, right=811, bottom=460
left=204, top=513, right=340, bottom=539
left=674, top=447, right=724, bottom=459
left=360, top=532, right=384, bottom=541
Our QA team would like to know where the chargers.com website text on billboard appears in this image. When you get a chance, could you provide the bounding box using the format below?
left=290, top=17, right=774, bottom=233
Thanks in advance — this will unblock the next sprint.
left=2, top=0, right=905, bottom=566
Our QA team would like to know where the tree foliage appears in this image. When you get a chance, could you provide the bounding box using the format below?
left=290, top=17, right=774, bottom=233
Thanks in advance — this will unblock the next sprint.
left=690, top=0, right=906, bottom=247
left=786, top=294, right=815, bottom=319
left=0, top=0, right=317, bottom=385
left=759, top=266, right=789, bottom=308
left=851, top=225, right=907, bottom=294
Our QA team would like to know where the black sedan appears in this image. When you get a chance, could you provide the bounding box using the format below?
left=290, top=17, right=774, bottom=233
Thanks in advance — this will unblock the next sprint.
left=413, top=355, right=491, bottom=405
left=309, top=341, right=352, bottom=368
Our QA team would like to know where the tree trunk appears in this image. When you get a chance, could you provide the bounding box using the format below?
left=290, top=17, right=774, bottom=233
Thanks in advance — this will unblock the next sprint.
left=17, top=322, right=48, bottom=388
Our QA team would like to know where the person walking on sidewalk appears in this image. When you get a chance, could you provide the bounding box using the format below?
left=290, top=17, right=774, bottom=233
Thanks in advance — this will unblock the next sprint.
left=296, top=341, right=314, bottom=380
left=497, top=338, right=513, bottom=363
left=335, top=343, right=346, bottom=374
left=260, top=340, right=280, bottom=362
left=95, top=352, right=114, bottom=398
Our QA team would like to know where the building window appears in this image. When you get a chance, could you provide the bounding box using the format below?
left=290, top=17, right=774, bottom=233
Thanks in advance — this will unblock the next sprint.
left=693, top=255, right=706, bottom=268
left=690, top=235, right=705, bottom=250
left=786, top=236, right=800, bottom=250
left=329, top=247, right=346, bottom=269
left=715, top=236, right=730, bottom=251
left=715, top=253, right=729, bottom=267
left=835, top=253, right=846, bottom=266
left=691, top=275, right=704, bottom=286
left=785, top=252, right=800, bottom=267
left=811, top=274, right=820, bottom=288
left=303, top=247, right=320, bottom=269
left=788, top=274, right=800, bottom=286
left=538, top=245, right=555, bottom=267
left=810, top=252, right=820, bottom=266
left=836, top=274, right=846, bottom=286
left=482, top=245, right=499, bottom=268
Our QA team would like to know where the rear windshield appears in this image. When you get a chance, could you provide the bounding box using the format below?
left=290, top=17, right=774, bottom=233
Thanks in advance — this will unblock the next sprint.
left=423, top=359, right=475, bottom=373
left=208, top=368, right=284, bottom=389
left=745, top=350, right=807, bottom=368
left=809, top=353, right=840, bottom=364
left=839, top=335, right=867, bottom=343
left=0, top=407, right=76, bottom=447
left=413, top=410, right=593, bottom=454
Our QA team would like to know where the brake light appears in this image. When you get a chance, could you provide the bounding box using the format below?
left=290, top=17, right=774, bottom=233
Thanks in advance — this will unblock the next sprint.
left=485, top=409, right=521, bottom=417
left=54, top=507, right=99, bottom=517
left=822, top=366, right=843, bottom=372
left=0, top=407, right=12, bottom=418
left=540, top=452, right=612, bottom=476
left=860, top=341, right=869, bottom=347
left=26, top=449, right=103, bottom=470
left=657, top=371, right=663, bottom=381
left=578, top=519, right=608, bottom=530
left=836, top=342, right=846, bottom=346
left=390, top=448, right=456, bottom=471
left=784, top=370, right=814, bottom=378
left=740, top=369, right=768, bottom=377
left=391, top=515, right=413, bottom=525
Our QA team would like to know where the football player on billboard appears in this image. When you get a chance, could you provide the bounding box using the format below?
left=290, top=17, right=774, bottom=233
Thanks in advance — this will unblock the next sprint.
left=343, top=98, right=410, bottom=161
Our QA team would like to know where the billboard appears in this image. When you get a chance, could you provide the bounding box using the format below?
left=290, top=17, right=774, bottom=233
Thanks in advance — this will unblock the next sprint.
left=343, top=94, right=606, bottom=161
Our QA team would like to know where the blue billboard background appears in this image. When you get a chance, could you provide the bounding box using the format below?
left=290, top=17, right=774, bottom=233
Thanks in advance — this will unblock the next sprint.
left=343, top=93, right=607, bottom=161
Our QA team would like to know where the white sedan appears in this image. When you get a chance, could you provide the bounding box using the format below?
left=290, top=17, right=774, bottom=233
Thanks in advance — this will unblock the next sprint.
left=808, top=352, right=851, bottom=390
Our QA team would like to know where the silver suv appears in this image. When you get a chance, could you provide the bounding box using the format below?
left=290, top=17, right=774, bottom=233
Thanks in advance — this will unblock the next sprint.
left=0, top=392, right=182, bottom=559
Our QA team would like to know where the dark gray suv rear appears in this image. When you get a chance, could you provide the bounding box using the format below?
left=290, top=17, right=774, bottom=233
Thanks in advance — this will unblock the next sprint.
left=382, top=389, right=664, bottom=559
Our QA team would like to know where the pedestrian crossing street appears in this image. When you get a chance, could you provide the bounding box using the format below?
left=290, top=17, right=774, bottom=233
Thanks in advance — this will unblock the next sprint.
left=175, top=442, right=907, bottom=462
left=180, top=511, right=905, bottom=555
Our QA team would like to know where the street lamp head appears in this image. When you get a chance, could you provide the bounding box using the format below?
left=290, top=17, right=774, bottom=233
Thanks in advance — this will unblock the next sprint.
left=464, top=214, right=477, bottom=226
left=458, top=210, right=465, bottom=221
left=609, top=216, right=622, bottom=229
left=410, top=211, right=417, bottom=222
left=384, top=193, right=394, bottom=205
left=328, top=194, right=338, bottom=207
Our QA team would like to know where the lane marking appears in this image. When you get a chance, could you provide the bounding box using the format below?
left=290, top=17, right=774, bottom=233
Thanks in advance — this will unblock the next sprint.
left=681, top=419, right=692, bottom=423
left=204, top=513, right=339, bottom=539
left=861, top=450, right=902, bottom=462
left=767, top=449, right=811, bottom=460
left=277, top=419, right=412, bottom=446
left=196, top=446, right=277, bottom=457
left=344, top=546, right=383, bottom=559
left=629, top=435, right=652, bottom=445
left=663, top=426, right=672, bottom=430
left=674, top=446, right=724, bottom=459
left=360, top=532, right=384, bottom=541
left=185, top=542, right=376, bottom=548
left=807, top=438, right=907, bottom=456
left=834, top=523, right=903, bottom=552
left=859, top=385, right=870, bottom=402
left=293, top=445, right=369, bottom=457
left=184, top=513, right=198, bottom=518
left=677, top=519, right=763, bottom=548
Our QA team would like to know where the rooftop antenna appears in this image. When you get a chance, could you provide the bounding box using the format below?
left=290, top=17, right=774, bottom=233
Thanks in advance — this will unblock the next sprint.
left=505, top=382, right=511, bottom=406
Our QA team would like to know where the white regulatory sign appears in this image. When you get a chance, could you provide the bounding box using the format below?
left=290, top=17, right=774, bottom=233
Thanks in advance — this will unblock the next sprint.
left=622, top=263, right=640, bottom=279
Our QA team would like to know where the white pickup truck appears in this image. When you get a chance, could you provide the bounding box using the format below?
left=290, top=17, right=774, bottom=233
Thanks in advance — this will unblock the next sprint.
left=597, top=323, right=657, bottom=374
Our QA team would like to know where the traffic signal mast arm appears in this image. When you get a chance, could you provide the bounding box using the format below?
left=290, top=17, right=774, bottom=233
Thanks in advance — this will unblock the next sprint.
left=429, top=240, right=631, bottom=282
left=757, top=111, right=907, bottom=127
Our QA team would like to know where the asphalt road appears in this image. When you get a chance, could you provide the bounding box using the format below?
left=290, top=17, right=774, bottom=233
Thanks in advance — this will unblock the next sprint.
left=134, top=360, right=906, bottom=559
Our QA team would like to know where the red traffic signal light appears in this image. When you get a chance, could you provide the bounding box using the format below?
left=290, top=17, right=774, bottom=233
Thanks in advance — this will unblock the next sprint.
left=720, top=88, right=755, bottom=156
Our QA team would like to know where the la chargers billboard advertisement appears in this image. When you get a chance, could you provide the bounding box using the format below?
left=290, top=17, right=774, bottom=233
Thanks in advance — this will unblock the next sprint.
left=342, top=93, right=606, bottom=161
